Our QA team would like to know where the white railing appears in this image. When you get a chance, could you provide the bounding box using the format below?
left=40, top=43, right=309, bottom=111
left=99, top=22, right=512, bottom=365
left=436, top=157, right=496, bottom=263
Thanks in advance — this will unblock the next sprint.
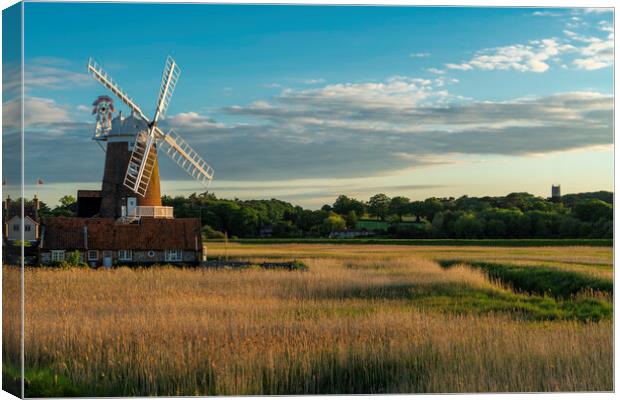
left=128, top=206, right=174, bottom=219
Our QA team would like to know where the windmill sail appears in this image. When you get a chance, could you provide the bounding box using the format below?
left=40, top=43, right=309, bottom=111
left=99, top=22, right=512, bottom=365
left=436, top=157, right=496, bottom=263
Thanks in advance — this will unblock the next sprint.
left=158, top=129, right=214, bottom=185
left=124, top=131, right=158, bottom=197
left=123, top=57, right=181, bottom=195
left=155, top=56, right=181, bottom=120
left=87, top=58, right=148, bottom=122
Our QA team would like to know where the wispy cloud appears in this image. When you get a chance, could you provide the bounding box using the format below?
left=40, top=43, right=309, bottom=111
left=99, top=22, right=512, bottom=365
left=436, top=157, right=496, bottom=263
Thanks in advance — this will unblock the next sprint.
left=25, top=58, right=92, bottom=90
left=444, top=19, right=613, bottom=74
left=302, top=78, right=325, bottom=84
left=410, top=52, right=431, bottom=58
left=153, top=77, right=613, bottom=181
left=445, top=38, right=575, bottom=73
left=531, top=10, right=564, bottom=17
left=571, top=23, right=614, bottom=70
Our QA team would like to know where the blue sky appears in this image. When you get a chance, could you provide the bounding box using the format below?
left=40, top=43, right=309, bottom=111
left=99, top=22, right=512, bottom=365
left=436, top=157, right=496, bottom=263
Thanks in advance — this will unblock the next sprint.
left=3, top=4, right=614, bottom=208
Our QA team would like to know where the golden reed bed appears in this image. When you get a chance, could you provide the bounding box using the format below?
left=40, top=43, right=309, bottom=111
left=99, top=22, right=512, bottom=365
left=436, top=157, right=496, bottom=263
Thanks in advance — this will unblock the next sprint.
left=2, top=244, right=613, bottom=395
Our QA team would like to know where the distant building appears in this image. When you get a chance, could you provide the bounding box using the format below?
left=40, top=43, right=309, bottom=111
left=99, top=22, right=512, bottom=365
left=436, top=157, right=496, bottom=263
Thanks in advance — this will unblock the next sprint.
left=329, top=229, right=373, bottom=239
left=39, top=217, right=202, bottom=267
left=2, top=195, right=42, bottom=264
left=4, top=215, right=39, bottom=243
left=551, top=185, right=561, bottom=200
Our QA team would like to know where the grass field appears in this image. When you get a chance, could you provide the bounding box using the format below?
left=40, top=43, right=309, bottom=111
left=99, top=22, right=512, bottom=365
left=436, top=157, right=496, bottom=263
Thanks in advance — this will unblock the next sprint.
left=2, top=242, right=613, bottom=396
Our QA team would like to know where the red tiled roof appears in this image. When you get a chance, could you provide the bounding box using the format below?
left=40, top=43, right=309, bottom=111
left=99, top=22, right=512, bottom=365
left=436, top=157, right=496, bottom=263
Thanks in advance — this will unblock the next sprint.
left=41, top=217, right=201, bottom=251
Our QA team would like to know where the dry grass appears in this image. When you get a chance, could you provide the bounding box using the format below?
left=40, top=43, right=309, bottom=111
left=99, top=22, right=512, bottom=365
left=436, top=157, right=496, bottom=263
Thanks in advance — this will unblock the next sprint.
left=2, top=244, right=614, bottom=395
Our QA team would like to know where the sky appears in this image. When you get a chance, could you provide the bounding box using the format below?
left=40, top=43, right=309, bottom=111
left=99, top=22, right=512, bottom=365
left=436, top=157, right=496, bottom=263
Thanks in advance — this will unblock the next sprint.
left=2, top=4, right=614, bottom=208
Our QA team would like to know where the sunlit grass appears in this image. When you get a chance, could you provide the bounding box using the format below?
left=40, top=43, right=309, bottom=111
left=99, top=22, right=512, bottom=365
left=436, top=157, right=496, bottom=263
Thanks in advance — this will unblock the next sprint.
left=2, top=243, right=613, bottom=395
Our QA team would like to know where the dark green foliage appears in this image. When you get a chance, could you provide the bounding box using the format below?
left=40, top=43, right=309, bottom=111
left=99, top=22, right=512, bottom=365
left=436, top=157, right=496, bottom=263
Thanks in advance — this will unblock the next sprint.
left=439, top=260, right=612, bottom=299
left=157, top=190, right=612, bottom=239
left=572, top=199, right=613, bottom=223
left=332, top=195, right=366, bottom=216
left=3, top=364, right=81, bottom=397
left=367, top=194, right=391, bottom=221
left=389, top=196, right=410, bottom=221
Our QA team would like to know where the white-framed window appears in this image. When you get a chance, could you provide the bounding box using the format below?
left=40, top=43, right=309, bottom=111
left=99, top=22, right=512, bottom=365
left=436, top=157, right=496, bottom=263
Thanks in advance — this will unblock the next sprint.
left=118, top=250, right=132, bottom=261
left=165, top=250, right=182, bottom=262
left=13, top=224, right=19, bottom=231
left=25, top=225, right=31, bottom=232
left=87, top=250, right=98, bottom=261
left=147, top=250, right=155, bottom=258
left=51, top=250, right=66, bottom=262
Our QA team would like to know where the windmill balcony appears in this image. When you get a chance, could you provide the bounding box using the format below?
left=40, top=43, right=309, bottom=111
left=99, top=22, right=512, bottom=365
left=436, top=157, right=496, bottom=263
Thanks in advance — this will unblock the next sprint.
left=128, top=206, right=174, bottom=219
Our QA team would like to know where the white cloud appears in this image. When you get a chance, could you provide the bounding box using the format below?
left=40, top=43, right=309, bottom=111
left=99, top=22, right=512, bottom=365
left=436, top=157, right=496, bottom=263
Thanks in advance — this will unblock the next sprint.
left=410, top=52, right=430, bottom=58
left=220, top=77, right=612, bottom=181
left=571, top=27, right=613, bottom=70
left=25, top=61, right=92, bottom=90
left=582, top=8, right=613, bottom=14
left=445, top=38, right=575, bottom=73
left=531, top=10, right=564, bottom=17
left=4, top=96, right=72, bottom=128
left=302, top=78, right=325, bottom=84
left=427, top=68, right=445, bottom=74
left=165, top=112, right=225, bottom=129
left=444, top=63, right=473, bottom=71
left=12, top=76, right=612, bottom=184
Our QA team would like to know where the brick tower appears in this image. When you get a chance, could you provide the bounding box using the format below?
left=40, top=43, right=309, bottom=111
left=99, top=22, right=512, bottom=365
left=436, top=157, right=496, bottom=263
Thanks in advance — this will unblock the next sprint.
left=99, top=112, right=162, bottom=218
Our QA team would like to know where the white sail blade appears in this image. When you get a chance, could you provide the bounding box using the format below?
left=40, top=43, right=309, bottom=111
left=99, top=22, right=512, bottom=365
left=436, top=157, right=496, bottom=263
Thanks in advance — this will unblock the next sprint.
left=154, top=56, right=181, bottom=122
left=87, top=57, right=150, bottom=123
left=123, top=130, right=158, bottom=196
left=158, top=129, right=214, bottom=185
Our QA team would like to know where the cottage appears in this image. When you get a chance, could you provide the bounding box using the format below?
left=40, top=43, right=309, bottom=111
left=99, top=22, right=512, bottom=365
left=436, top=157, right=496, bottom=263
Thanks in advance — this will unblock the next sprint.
left=4, top=215, right=39, bottom=243
left=40, top=217, right=202, bottom=267
left=2, top=195, right=42, bottom=264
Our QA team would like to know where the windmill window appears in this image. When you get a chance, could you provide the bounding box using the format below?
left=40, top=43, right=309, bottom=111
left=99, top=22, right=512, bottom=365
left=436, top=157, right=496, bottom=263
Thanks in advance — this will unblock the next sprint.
left=147, top=250, right=155, bottom=258
left=87, top=250, right=98, bottom=261
left=165, top=250, right=182, bottom=262
left=118, top=250, right=132, bottom=261
left=51, top=250, right=65, bottom=262
left=13, top=224, right=19, bottom=231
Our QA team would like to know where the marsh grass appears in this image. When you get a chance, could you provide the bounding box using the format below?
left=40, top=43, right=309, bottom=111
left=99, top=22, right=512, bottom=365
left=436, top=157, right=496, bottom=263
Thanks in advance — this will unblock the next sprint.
left=440, top=260, right=613, bottom=298
left=2, top=244, right=614, bottom=396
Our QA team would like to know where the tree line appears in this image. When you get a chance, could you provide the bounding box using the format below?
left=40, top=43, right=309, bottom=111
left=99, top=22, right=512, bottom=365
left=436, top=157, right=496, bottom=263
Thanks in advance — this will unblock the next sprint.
left=163, top=191, right=612, bottom=239
left=31, top=191, right=612, bottom=239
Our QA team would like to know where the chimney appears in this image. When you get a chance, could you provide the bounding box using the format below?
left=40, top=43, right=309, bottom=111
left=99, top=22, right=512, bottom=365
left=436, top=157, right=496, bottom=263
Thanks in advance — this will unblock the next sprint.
left=83, top=225, right=89, bottom=250
left=33, top=195, right=40, bottom=221
left=4, top=195, right=11, bottom=218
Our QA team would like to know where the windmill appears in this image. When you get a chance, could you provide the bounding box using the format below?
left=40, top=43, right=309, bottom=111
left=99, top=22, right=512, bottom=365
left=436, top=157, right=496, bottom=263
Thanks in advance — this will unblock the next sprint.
left=86, top=56, right=214, bottom=219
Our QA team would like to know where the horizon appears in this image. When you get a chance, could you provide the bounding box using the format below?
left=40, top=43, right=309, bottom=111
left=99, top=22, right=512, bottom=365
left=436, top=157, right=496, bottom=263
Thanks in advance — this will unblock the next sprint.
left=16, top=184, right=614, bottom=210
left=3, top=4, right=614, bottom=209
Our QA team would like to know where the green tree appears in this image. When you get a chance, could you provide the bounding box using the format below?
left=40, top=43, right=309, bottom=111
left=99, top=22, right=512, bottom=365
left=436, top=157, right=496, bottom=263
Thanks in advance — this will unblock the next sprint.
left=345, top=210, right=358, bottom=229
left=454, top=213, right=484, bottom=238
left=59, top=195, right=76, bottom=208
left=332, top=195, right=365, bottom=216
left=420, top=198, right=444, bottom=221
left=573, top=199, right=613, bottom=223
left=389, top=196, right=410, bottom=221
left=321, top=213, right=346, bottom=235
left=368, top=194, right=391, bottom=221
left=408, top=201, right=425, bottom=222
